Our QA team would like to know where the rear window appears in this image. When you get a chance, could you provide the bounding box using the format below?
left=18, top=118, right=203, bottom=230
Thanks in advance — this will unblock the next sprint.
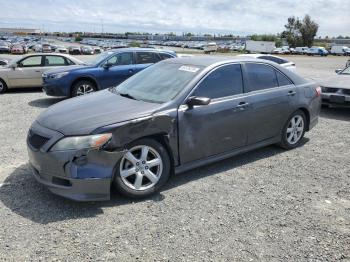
left=244, top=63, right=278, bottom=92
left=136, top=52, right=160, bottom=64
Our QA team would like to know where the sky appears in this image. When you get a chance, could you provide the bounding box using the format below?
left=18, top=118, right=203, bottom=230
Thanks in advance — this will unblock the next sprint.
left=0, top=0, right=349, bottom=37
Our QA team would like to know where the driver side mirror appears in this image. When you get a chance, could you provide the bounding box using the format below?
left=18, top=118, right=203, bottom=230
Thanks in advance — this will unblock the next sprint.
left=335, top=69, right=342, bottom=74
left=186, top=96, right=211, bottom=108
left=10, top=63, right=18, bottom=69
left=103, top=63, right=114, bottom=69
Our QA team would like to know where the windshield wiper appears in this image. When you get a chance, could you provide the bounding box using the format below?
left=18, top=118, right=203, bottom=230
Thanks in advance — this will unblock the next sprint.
left=119, top=92, right=138, bottom=100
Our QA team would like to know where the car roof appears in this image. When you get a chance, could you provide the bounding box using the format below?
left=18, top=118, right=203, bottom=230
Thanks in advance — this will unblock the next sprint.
left=164, top=55, right=265, bottom=67
left=109, top=47, right=175, bottom=54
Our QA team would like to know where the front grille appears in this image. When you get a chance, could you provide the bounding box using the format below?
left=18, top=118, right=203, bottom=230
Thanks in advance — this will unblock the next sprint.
left=28, top=130, right=50, bottom=150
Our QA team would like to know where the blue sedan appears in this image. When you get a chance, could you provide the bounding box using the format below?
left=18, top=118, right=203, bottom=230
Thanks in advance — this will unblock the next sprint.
left=42, top=48, right=176, bottom=97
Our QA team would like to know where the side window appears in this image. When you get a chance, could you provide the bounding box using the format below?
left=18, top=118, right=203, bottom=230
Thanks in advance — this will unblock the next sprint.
left=19, top=56, right=42, bottom=67
left=65, top=58, right=75, bottom=65
left=105, top=52, right=133, bottom=66
left=276, top=70, right=293, bottom=86
left=159, top=53, right=173, bottom=60
left=136, top=52, right=160, bottom=64
left=45, top=56, right=67, bottom=66
left=244, top=63, right=278, bottom=92
left=192, top=64, right=243, bottom=99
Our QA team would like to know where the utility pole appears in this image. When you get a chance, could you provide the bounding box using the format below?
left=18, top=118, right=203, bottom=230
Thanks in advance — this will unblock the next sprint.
left=101, top=19, right=104, bottom=36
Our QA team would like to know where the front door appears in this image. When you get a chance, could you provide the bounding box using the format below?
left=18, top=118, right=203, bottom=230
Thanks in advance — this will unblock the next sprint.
left=98, top=52, right=135, bottom=89
left=178, top=63, right=249, bottom=164
left=8, top=55, right=43, bottom=87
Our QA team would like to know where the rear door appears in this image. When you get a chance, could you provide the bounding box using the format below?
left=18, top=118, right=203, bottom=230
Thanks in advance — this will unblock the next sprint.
left=242, top=62, right=297, bottom=145
left=43, top=55, right=71, bottom=71
left=7, top=55, right=43, bottom=87
left=97, top=52, right=135, bottom=89
left=134, top=52, right=161, bottom=73
left=178, top=63, right=249, bottom=164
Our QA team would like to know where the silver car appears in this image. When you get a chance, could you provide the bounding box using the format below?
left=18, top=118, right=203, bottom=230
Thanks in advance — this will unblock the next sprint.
left=0, top=54, right=85, bottom=93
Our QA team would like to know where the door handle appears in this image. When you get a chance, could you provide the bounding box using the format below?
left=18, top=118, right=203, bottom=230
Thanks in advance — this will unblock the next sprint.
left=235, top=102, right=249, bottom=110
left=35, top=70, right=41, bottom=73
left=287, top=90, right=296, bottom=96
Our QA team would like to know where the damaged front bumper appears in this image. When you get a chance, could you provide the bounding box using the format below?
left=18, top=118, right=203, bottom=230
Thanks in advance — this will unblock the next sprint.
left=27, top=121, right=125, bottom=201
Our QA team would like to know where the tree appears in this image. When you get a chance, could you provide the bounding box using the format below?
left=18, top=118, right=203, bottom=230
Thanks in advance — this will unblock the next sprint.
left=299, top=15, right=319, bottom=47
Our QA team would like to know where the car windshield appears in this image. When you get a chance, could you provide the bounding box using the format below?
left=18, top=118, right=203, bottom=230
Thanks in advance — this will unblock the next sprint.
left=89, top=51, right=114, bottom=65
left=112, top=62, right=204, bottom=103
left=341, top=67, right=350, bottom=75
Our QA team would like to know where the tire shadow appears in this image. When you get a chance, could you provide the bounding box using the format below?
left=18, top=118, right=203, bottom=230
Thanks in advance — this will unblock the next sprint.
left=320, top=106, right=350, bottom=122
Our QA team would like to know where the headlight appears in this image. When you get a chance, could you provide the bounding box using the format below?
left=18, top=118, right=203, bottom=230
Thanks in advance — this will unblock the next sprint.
left=51, top=133, right=112, bottom=151
left=47, top=71, right=69, bottom=79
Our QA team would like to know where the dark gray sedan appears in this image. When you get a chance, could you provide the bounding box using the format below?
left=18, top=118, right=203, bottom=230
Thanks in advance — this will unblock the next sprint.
left=27, top=56, right=321, bottom=201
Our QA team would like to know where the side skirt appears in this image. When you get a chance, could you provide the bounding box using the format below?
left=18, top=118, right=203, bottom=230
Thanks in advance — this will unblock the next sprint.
left=174, top=136, right=280, bottom=175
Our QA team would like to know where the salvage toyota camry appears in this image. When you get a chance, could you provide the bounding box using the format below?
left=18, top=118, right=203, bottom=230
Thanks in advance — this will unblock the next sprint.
left=27, top=56, right=321, bottom=201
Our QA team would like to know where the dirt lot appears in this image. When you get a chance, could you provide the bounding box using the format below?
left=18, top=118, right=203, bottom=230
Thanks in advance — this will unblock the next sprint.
left=0, top=55, right=350, bottom=261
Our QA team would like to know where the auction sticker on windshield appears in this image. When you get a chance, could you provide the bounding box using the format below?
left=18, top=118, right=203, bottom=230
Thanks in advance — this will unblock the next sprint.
left=179, top=65, right=200, bottom=73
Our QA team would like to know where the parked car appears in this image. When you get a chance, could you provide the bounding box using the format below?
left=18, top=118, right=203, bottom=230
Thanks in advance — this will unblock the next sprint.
left=272, top=47, right=290, bottom=54
left=245, top=40, right=276, bottom=54
left=42, top=44, right=52, bottom=53
left=238, top=54, right=296, bottom=70
left=42, top=48, right=177, bottom=97
left=307, top=47, right=328, bottom=56
left=0, top=58, right=9, bottom=66
left=330, top=46, right=350, bottom=56
left=295, top=47, right=309, bottom=55
left=0, top=44, right=10, bottom=53
left=93, top=47, right=102, bottom=54
left=81, top=46, right=94, bottom=55
left=320, top=66, right=350, bottom=107
left=0, top=54, right=85, bottom=93
left=27, top=56, right=321, bottom=201
left=11, top=45, right=25, bottom=54
left=203, top=42, right=218, bottom=54
left=55, top=46, right=68, bottom=53
left=68, top=46, right=81, bottom=55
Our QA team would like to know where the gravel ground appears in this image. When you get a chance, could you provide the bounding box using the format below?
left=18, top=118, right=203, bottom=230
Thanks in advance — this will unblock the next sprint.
left=0, top=56, right=350, bottom=261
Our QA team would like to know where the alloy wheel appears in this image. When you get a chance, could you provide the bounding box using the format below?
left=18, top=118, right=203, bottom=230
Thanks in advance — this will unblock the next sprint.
left=119, top=145, right=163, bottom=191
left=286, top=115, right=304, bottom=145
left=76, top=84, right=95, bottom=96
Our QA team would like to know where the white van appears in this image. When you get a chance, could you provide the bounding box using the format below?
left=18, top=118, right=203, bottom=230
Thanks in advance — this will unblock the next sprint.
left=330, top=46, right=349, bottom=55
left=203, top=42, right=218, bottom=54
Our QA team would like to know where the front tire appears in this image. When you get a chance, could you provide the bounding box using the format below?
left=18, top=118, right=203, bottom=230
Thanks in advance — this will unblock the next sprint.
left=114, top=138, right=171, bottom=198
left=71, top=80, right=97, bottom=97
left=279, top=110, right=306, bottom=149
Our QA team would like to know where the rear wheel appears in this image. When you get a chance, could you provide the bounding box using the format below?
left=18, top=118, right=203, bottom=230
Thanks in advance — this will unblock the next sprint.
left=0, top=79, right=7, bottom=94
left=71, top=80, right=96, bottom=97
left=279, top=110, right=306, bottom=149
left=114, top=138, right=171, bottom=198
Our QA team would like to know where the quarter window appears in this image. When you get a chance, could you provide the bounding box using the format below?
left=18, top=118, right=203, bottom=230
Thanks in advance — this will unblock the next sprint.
left=192, top=64, right=243, bottom=99
left=159, top=53, right=173, bottom=60
left=276, top=70, right=293, bottom=86
left=19, top=56, right=42, bottom=67
left=244, top=63, right=278, bottom=92
left=136, top=52, right=160, bottom=64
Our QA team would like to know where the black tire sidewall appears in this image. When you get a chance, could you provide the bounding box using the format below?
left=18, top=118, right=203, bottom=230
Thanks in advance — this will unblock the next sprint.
left=72, top=80, right=96, bottom=97
left=280, top=110, right=306, bottom=149
left=113, top=138, right=171, bottom=198
left=0, top=79, right=7, bottom=94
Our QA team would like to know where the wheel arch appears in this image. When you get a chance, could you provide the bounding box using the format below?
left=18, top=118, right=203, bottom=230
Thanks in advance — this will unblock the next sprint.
left=297, top=107, right=310, bottom=131
left=71, top=76, right=99, bottom=95
left=0, top=77, right=9, bottom=92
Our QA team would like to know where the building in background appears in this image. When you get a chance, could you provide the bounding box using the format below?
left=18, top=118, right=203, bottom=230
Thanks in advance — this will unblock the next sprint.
left=0, top=28, right=41, bottom=35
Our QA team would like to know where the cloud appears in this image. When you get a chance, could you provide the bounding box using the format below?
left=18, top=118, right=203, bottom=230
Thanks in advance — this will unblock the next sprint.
left=0, top=0, right=348, bottom=36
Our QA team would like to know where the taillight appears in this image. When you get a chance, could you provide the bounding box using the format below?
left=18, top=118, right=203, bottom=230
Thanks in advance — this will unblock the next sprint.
left=315, top=86, right=322, bottom=97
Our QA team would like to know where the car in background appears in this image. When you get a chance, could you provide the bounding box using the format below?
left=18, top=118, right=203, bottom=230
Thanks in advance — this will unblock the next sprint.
left=203, top=42, right=218, bottom=54
left=68, top=46, right=81, bottom=55
left=56, top=46, right=68, bottom=53
left=272, top=46, right=290, bottom=54
left=81, top=46, right=94, bottom=55
left=0, top=54, right=85, bottom=93
left=0, top=44, right=10, bottom=53
left=42, top=48, right=176, bottom=97
left=93, top=47, right=102, bottom=54
left=42, top=44, right=52, bottom=53
left=295, top=47, right=309, bottom=55
left=320, top=66, right=350, bottom=107
left=11, top=45, right=25, bottom=54
left=330, top=46, right=350, bottom=56
left=0, top=58, right=9, bottom=66
left=238, top=54, right=296, bottom=70
left=27, top=56, right=321, bottom=201
left=307, top=47, right=328, bottom=56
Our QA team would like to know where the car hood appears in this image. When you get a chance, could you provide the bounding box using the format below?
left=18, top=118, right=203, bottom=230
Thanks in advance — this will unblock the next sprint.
left=321, top=74, right=350, bottom=90
left=36, top=89, right=162, bottom=136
